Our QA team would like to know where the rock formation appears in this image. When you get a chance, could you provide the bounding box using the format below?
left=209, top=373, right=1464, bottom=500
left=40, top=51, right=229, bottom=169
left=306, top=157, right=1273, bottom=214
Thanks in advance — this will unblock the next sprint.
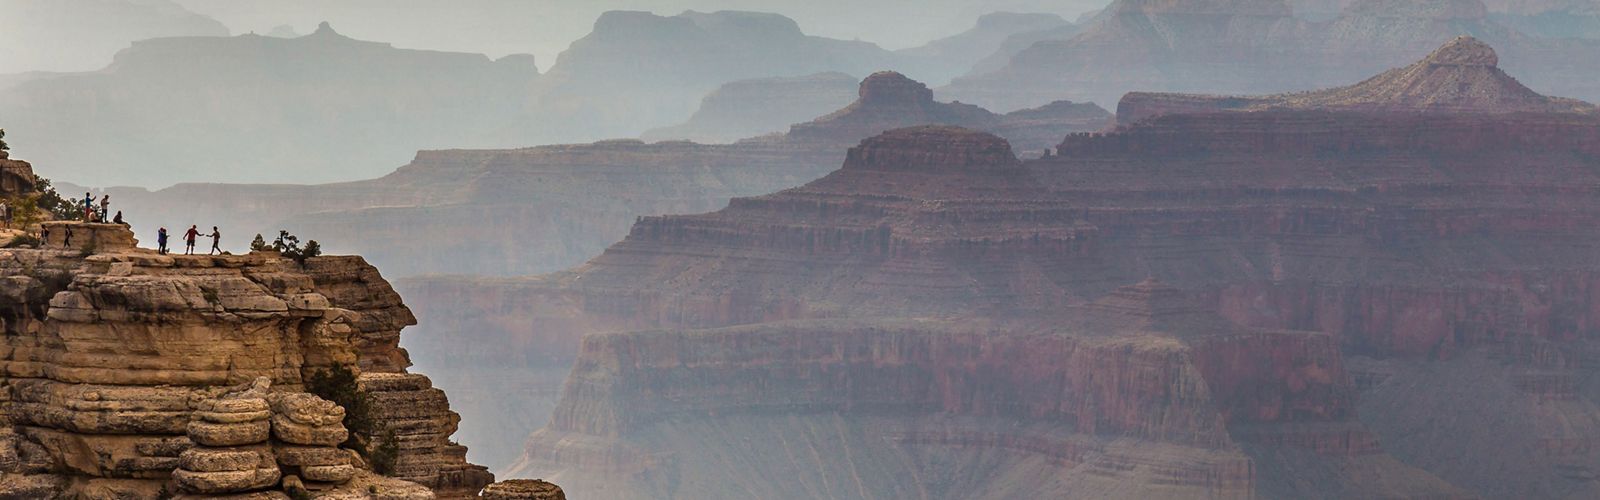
left=0, top=149, right=38, bottom=196
left=413, top=39, right=1600, bottom=498
left=782, top=71, right=1112, bottom=154
left=641, top=72, right=862, bottom=144
left=480, top=480, right=565, bottom=500
left=941, top=0, right=1600, bottom=111
left=0, top=222, right=493, bottom=498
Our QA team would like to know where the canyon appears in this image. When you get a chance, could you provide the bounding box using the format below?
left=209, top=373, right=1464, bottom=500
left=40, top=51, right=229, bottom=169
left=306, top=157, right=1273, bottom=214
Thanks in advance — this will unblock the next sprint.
left=406, top=38, right=1600, bottom=498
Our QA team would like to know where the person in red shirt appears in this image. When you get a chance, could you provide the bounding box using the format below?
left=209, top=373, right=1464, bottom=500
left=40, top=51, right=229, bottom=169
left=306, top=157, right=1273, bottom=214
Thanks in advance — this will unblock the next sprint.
left=184, top=225, right=200, bottom=255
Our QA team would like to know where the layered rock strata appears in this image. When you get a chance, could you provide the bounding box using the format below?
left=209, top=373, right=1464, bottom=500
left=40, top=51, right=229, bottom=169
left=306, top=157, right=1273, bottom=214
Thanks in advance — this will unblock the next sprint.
left=0, top=223, right=491, bottom=498
left=426, top=40, right=1600, bottom=498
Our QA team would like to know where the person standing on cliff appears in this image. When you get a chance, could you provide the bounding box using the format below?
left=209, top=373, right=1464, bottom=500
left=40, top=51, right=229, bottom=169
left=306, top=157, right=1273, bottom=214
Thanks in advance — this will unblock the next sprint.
left=98, top=195, right=110, bottom=223
left=82, top=193, right=95, bottom=222
left=208, top=226, right=222, bottom=255
left=183, top=225, right=199, bottom=255
left=156, top=227, right=169, bottom=255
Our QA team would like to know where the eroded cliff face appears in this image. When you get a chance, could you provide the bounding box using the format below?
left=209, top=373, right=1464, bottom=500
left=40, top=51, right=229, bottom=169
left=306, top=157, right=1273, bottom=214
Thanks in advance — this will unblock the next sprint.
left=509, top=284, right=1461, bottom=499
left=0, top=223, right=492, bottom=498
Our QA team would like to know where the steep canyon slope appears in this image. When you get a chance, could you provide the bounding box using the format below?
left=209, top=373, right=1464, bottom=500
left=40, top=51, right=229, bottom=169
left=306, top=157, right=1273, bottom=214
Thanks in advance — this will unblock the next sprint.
left=416, top=39, right=1600, bottom=498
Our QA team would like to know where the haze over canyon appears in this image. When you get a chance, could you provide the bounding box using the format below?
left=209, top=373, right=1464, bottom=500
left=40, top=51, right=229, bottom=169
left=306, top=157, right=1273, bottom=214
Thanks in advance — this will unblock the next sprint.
left=3, top=0, right=1600, bottom=499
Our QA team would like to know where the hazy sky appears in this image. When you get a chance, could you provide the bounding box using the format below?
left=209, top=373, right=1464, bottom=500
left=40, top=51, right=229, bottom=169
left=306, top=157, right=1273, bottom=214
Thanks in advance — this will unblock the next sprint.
left=173, top=0, right=1108, bottom=69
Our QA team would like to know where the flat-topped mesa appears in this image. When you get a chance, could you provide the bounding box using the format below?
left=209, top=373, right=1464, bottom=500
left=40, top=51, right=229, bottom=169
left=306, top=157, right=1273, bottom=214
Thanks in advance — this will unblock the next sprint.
left=842, top=126, right=1019, bottom=171
left=1117, top=36, right=1596, bottom=122
left=856, top=70, right=936, bottom=106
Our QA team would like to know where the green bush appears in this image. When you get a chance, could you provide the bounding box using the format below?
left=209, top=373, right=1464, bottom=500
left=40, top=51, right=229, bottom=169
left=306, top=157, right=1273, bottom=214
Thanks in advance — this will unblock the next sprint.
left=304, top=363, right=403, bottom=475
left=0, top=128, right=8, bottom=152
left=272, top=230, right=324, bottom=266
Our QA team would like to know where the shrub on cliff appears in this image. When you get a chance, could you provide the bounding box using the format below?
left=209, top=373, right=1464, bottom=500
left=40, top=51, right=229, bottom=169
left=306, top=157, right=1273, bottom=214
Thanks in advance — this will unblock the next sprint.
left=305, top=364, right=397, bottom=474
left=272, top=230, right=324, bottom=266
left=31, top=177, right=77, bottom=221
left=0, top=128, right=8, bottom=152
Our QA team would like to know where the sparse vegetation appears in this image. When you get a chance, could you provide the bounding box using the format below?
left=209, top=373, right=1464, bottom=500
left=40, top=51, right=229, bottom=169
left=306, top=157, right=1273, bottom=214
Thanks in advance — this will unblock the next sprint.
left=250, top=233, right=269, bottom=252
left=31, top=176, right=78, bottom=221
left=272, top=230, right=323, bottom=266
left=305, top=363, right=400, bottom=475
left=0, top=128, right=8, bottom=152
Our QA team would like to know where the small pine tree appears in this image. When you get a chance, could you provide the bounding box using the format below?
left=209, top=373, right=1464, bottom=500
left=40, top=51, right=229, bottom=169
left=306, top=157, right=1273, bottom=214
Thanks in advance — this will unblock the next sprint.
left=302, top=240, right=322, bottom=259
left=249, top=234, right=269, bottom=252
left=0, top=128, right=9, bottom=152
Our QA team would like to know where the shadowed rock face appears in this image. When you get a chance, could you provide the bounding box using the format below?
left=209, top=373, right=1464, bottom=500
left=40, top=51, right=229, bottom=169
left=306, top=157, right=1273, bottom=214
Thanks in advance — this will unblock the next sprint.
left=0, top=225, right=492, bottom=498
left=412, top=40, right=1600, bottom=498
left=941, top=0, right=1600, bottom=112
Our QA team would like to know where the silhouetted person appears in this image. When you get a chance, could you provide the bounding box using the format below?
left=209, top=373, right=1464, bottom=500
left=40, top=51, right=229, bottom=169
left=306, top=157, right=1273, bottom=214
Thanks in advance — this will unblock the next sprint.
left=184, top=225, right=199, bottom=255
left=63, top=225, right=72, bottom=247
left=99, top=195, right=110, bottom=223
left=157, top=227, right=169, bottom=255
left=208, top=226, right=221, bottom=255
left=112, top=211, right=125, bottom=226
left=41, top=225, right=50, bottom=246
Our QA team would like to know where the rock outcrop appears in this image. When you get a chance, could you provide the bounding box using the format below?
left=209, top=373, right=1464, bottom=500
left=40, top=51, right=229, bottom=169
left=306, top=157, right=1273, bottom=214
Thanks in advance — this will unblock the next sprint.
left=783, top=71, right=1112, bottom=154
left=422, top=40, right=1600, bottom=498
left=0, top=223, right=492, bottom=498
left=0, top=149, right=37, bottom=196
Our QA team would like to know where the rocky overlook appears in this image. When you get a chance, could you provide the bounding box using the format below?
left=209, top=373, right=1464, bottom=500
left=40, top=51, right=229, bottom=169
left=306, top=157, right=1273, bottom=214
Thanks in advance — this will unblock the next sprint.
left=417, top=40, right=1600, bottom=498
left=0, top=223, right=502, bottom=498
